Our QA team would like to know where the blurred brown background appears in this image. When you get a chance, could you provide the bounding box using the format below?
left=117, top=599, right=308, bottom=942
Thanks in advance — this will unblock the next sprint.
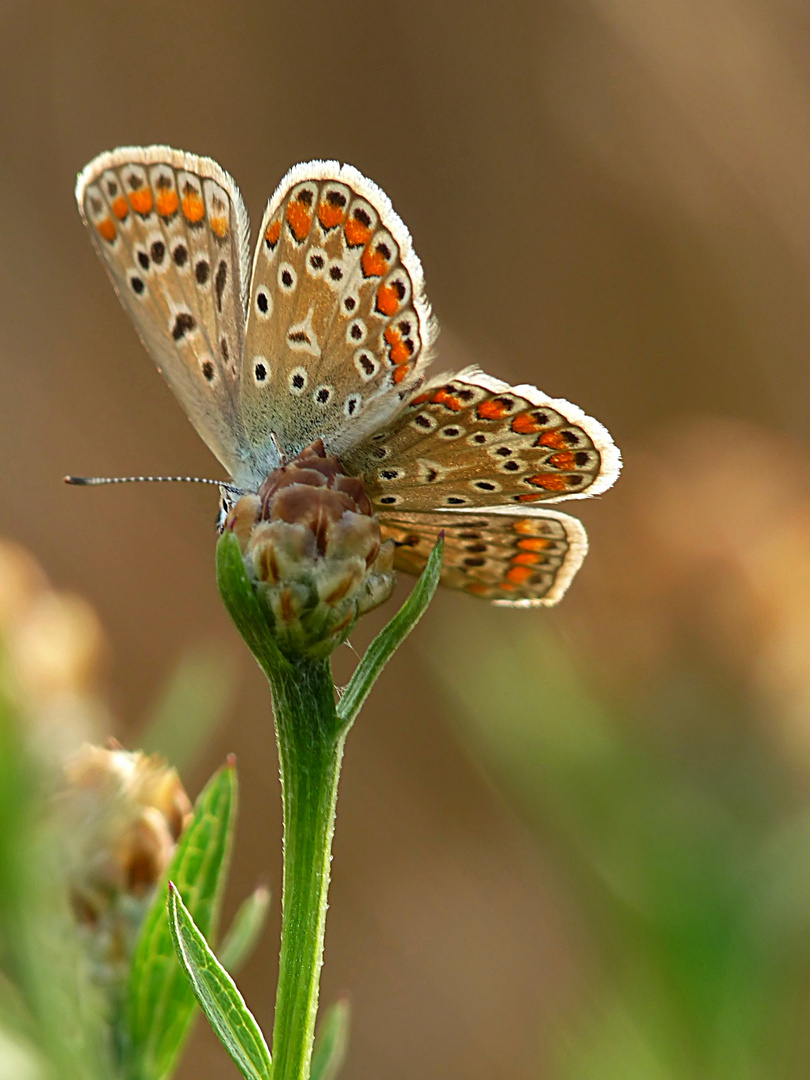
left=3, top=0, right=810, bottom=1076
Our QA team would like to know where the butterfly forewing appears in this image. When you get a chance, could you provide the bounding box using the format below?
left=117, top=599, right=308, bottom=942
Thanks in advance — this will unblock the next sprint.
left=344, top=368, right=622, bottom=513
left=381, top=508, right=588, bottom=606
left=240, top=161, right=436, bottom=470
left=76, top=146, right=251, bottom=476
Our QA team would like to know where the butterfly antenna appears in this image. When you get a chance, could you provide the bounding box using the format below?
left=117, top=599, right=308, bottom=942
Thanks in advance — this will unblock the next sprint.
left=63, top=474, right=244, bottom=496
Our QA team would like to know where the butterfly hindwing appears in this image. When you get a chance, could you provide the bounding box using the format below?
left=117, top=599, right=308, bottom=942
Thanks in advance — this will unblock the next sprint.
left=344, top=368, right=622, bottom=513
left=380, top=507, right=588, bottom=606
left=239, top=161, right=436, bottom=474
left=76, top=146, right=251, bottom=475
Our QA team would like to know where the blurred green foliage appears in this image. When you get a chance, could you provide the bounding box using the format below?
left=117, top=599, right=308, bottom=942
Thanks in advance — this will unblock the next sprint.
left=428, top=616, right=810, bottom=1080
left=0, top=647, right=266, bottom=1080
left=0, top=660, right=111, bottom=1080
left=136, top=648, right=237, bottom=775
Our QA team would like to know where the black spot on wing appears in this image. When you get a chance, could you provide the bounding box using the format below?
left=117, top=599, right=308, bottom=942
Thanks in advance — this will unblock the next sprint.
left=215, top=260, right=227, bottom=312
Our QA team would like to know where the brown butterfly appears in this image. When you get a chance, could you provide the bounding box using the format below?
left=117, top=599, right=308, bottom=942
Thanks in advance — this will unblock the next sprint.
left=75, top=147, right=621, bottom=606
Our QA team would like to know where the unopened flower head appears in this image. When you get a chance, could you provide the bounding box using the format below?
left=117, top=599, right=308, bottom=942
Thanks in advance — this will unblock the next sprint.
left=225, top=440, right=396, bottom=660
left=60, top=743, right=192, bottom=982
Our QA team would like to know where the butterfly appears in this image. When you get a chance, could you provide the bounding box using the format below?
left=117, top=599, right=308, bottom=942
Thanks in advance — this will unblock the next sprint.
left=75, top=146, right=621, bottom=607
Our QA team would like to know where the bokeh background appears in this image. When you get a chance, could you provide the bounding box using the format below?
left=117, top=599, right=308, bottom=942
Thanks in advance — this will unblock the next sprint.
left=3, top=0, right=810, bottom=1076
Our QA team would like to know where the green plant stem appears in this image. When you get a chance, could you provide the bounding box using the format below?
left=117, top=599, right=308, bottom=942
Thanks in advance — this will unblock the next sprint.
left=215, top=531, right=443, bottom=1080
left=268, top=656, right=344, bottom=1080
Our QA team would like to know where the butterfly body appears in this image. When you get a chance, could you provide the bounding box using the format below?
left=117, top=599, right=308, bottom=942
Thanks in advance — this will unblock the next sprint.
left=77, top=147, right=620, bottom=606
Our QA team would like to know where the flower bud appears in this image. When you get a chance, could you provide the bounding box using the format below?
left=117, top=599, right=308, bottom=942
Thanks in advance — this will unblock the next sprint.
left=60, top=743, right=192, bottom=983
left=225, top=440, right=396, bottom=659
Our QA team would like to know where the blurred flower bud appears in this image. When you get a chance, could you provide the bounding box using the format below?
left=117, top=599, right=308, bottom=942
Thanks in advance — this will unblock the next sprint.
left=225, top=440, right=396, bottom=659
left=0, top=540, right=108, bottom=765
left=59, top=744, right=192, bottom=984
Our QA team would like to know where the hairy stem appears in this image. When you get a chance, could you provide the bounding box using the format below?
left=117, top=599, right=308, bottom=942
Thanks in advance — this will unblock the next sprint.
left=268, top=657, right=343, bottom=1080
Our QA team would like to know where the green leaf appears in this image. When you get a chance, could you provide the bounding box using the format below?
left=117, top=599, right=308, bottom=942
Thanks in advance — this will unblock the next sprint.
left=310, top=999, right=350, bottom=1080
left=0, top=679, right=112, bottom=1080
left=125, top=761, right=238, bottom=1080
left=167, top=885, right=271, bottom=1080
left=337, top=537, right=443, bottom=728
left=219, top=885, right=271, bottom=974
left=216, top=531, right=291, bottom=682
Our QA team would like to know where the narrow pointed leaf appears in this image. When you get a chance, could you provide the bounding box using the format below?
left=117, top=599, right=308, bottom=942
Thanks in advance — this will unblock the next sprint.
left=168, top=885, right=271, bottom=1080
left=219, top=885, right=271, bottom=974
left=125, top=761, right=238, bottom=1080
left=310, top=999, right=351, bottom=1080
left=337, top=537, right=443, bottom=728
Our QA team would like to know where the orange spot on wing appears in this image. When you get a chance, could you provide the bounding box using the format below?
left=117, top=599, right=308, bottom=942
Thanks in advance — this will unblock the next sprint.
left=409, top=392, right=431, bottom=406
left=430, top=388, right=463, bottom=411
left=318, top=201, right=345, bottom=229
left=182, top=190, right=205, bottom=223
left=128, top=187, right=153, bottom=215
left=513, top=519, right=538, bottom=535
left=511, top=412, right=544, bottom=434
left=517, top=537, right=551, bottom=551
left=155, top=189, right=178, bottom=217
left=345, top=216, right=372, bottom=247
left=361, top=246, right=389, bottom=278
left=526, top=474, right=570, bottom=491
left=96, top=218, right=116, bottom=243
left=110, top=195, right=129, bottom=220
left=549, top=451, right=577, bottom=470
left=467, top=583, right=491, bottom=596
left=375, top=283, right=400, bottom=317
left=286, top=200, right=312, bottom=241
left=512, top=551, right=544, bottom=566
left=538, top=429, right=570, bottom=450
left=477, top=398, right=511, bottom=421
left=506, top=564, right=534, bottom=584
left=384, top=325, right=412, bottom=365
left=210, top=215, right=229, bottom=239
left=265, top=219, right=282, bottom=248
left=393, top=364, right=411, bottom=383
